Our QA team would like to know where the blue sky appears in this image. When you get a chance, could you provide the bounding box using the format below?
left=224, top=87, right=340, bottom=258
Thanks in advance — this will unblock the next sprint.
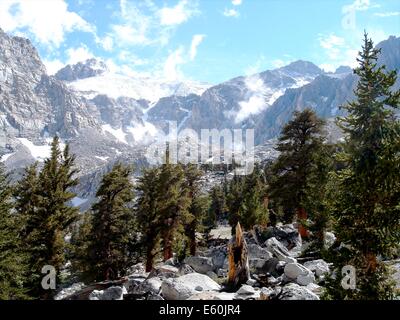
left=0, top=0, right=399, bottom=84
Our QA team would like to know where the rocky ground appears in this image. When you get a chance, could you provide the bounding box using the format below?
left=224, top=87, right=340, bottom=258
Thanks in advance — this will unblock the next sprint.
left=54, top=223, right=400, bottom=300
left=54, top=224, right=340, bottom=301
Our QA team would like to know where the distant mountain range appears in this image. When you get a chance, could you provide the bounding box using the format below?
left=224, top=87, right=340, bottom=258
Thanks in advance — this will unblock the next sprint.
left=0, top=26, right=399, bottom=206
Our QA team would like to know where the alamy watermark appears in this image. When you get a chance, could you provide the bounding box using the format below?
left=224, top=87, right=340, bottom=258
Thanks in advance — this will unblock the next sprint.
left=341, top=265, right=357, bottom=290
left=144, top=121, right=255, bottom=175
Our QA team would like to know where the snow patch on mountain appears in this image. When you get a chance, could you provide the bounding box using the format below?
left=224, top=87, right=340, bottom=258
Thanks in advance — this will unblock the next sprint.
left=101, top=124, right=128, bottom=144
left=126, top=121, right=158, bottom=143
left=0, top=152, right=14, bottom=162
left=60, top=60, right=211, bottom=102
left=71, top=197, right=88, bottom=207
left=17, top=138, right=65, bottom=161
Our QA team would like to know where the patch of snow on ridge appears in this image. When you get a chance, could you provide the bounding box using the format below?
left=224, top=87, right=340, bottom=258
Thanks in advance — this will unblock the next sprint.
left=126, top=121, right=158, bottom=143
left=101, top=124, right=128, bottom=144
left=17, top=138, right=65, bottom=162
left=71, top=197, right=88, bottom=207
left=95, top=156, right=109, bottom=161
left=0, top=153, right=14, bottom=162
left=68, top=72, right=210, bottom=103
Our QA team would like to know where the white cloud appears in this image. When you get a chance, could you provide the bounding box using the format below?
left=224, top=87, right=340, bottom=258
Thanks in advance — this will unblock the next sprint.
left=66, top=45, right=94, bottom=65
left=159, top=0, right=197, bottom=26
left=232, top=0, right=242, bottom=5
left=319, top=34, right=346, bottom=60
left=189, top=34, right=205, bottom=61
left=112, top=24, right=150, bottom=46
left=271, top=59, right=286, bottom=68
left=374, top=11, right=400, bottom=17
left=43, top=59, right=65, bottom=75
left=345, top=0, right=380, bottom=12
left=163, top=47, right=185, bottom=81
left=317, top=31, right=387, bottom=72
left=110, top=0, right=198, bottom=49
left=100, top=35, right=114, bottom=51
left=223, top=8, right=240, bottom=17
left=235, top=75, right=267, bottom=122
left=0, top=0, right=95, bottom=47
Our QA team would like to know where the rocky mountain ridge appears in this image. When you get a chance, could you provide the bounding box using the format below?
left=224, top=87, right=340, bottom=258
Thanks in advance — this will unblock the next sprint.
left=1, top=27, right=399, bottom=206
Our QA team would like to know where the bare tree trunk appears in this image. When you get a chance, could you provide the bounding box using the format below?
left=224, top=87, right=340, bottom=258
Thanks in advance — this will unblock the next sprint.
left=297, top=207, right=309, bottom=239
left=162, top=228, right=173, bottom=261
left=227, top=222, right=250, bottom=289
left=145, top=245, right=155, bottom=272
left=188, top=220, right=197, bottom=256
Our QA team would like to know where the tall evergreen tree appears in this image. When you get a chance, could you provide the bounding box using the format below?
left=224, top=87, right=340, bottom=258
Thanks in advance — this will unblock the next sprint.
left=226, top=174, right=244, bottom=234
left=157, top=161, right=190, bottom=261
left=14, top=163, right=39, bottom=238
left=325, top=33, right=400, bottom=300
left=239, top=164, right=269, bottom=231
left=85, top=163, right=136, bottom=281
left=206, top=185, right=227, bottom=230
left=268, top=108, right=326, bottom=238
left=136, top=167, right=162, bottom=272
left=0, top=165, right=28, bottom=299
left=182, top=164, right=207, bottom=256
left=20, top=137, right=79, bottom=298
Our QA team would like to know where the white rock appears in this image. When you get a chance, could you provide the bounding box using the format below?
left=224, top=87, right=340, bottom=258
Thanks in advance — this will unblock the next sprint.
left=236, top=284, right=256, bottom=295
left=324, top=232, right=336, bottom=248
left=234, top=285, right=260, bottom=300
left=284, top=262, right=315, bottom=286
left=184, top=256, right=215, bottom=274
left=279, top=283, right=319, bottom=300
left=161, top=273, right=221, bottom=300
left=188, top=291, right=235, bottom=300
left=247, top=244, right=273, bottom=260
left=54, top=282, right=85, bottom=300
left=284, top=263, right=310, bottom=279
left=303, top=259, right=330, bottom=277
left=265, top=237, right=294, bottom=263
left=89, top=286, right=127, bottom=300
left=306, top=283, right=322, bottom=295
left=246, top=279, right=257, bottom=286
left=297, top=272, right=315, bottom=286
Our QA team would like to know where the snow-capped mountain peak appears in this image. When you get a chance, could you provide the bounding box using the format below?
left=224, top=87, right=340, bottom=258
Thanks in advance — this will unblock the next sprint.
left=55, top=58, right=108, bottom=81
left=55, top=60, right=211, bottom=103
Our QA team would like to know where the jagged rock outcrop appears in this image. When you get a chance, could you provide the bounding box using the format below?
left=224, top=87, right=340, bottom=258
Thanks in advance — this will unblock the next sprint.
left=55, top=58, right=108, bottom=81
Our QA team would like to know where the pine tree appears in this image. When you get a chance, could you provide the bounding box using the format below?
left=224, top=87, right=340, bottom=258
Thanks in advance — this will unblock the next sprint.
left=227, top=174, right=245, bottom=234
left=136, top=167, right=162, bottom=272
left=69, top=212, right=93, bottom=282
left=14, top=163, right=39, bottom=238
left=325, top=33, right=400, bottom=300
left=182, top=164, right=206, bottom=256
left=239, top=164, right=269, bottom=230
left=0, top=165, right=29, bottom=299
left=21, top=137, right=79, bottom=298
left=206, top=185, right=227, bottom=231
left=85, top=163, right=136, bottom=281
left=157, top=161, right=190, bottom=261
left=268, top=108, right=326, bottom=238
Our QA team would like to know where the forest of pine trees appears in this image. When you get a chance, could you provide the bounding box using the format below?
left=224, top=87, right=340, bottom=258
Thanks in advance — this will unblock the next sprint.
left=0, top=34, right=399, bottom=300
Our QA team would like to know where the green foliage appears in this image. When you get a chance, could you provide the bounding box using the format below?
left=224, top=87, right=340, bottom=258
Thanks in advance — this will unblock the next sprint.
left=14, top=137, right=79, bottom=298
left=226, top=164, right=269, bottom=233
left=83, top=163, right=136, bottom=281
left=135, top=166, right=163, bottom=271
left=69, top=213, right=93, bottom=282
left=205, top=185, right=226, bottom=231
left=268, top=108, right=327, bottom=224
left=0, top=165, right=29, bottom=299
left=325, top=33, right=400, bottom=300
